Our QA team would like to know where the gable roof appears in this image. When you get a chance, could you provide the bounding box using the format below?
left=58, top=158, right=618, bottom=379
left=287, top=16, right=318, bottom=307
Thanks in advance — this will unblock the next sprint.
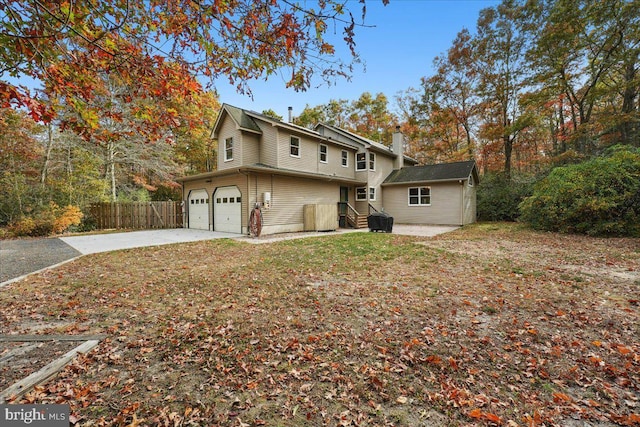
left=316, top=123, right=391, bottom=153
left=383, top=160, right=479, bottom=185
left=315, top=123, right=418, bottom=164
left=212, top=104, right=262, bottom=136
left=213, top=104, right=333, bottom=142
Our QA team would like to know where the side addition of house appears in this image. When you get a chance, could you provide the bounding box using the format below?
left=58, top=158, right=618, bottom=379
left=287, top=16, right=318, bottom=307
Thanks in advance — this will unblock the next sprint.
left=177, top=104, right=479, bottom=236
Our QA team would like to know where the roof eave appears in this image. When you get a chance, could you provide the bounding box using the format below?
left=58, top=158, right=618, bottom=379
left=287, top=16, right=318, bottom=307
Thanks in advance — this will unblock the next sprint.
left=382, top=177, right=472, bottom=186
left=177, top=165, right=367, bottom=187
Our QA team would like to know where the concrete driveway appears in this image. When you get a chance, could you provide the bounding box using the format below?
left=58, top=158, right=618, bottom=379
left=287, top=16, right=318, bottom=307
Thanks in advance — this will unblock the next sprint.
left=60, top=228, right=240, bottom=255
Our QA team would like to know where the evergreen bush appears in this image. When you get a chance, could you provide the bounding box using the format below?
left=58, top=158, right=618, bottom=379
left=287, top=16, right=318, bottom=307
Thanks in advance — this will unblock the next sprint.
left=519, top=145, right=640, bottom=237
left=477, top=173, right=533, bottom=222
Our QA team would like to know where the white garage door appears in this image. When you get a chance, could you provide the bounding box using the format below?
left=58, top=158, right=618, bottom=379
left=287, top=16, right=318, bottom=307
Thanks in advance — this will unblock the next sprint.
left=188, top=189, right=209, bottom=230
left=214, top=186, right=242, bottom=233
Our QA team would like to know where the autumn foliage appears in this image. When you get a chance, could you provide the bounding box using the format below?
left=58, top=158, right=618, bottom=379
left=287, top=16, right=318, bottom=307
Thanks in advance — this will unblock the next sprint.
left=8, top=202, right=83, bottom=237
left=0, top=0, right=382, bottom=131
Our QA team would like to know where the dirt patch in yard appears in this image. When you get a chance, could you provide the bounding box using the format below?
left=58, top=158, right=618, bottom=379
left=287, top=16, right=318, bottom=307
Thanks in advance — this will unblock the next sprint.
left=0, top=224, right=638, bottom=426
left=0, top=340, right=80, bottom=391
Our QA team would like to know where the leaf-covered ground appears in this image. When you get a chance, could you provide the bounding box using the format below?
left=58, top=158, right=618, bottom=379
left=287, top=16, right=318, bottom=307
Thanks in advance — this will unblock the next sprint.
left=1, top=223, right=638, bottom=426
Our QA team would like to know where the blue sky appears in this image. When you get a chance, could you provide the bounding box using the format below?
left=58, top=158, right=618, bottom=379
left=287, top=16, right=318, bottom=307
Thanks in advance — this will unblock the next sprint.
left=214, top=0, right=499, bottom=118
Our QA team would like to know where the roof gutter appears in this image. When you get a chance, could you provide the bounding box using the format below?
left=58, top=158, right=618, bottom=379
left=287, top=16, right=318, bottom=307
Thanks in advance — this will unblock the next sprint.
left=381, top=177, right=470, bottom=186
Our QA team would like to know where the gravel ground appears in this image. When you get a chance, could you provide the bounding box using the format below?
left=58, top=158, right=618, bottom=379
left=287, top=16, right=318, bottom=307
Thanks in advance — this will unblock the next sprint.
left=0, top=238, right=81, bottom=285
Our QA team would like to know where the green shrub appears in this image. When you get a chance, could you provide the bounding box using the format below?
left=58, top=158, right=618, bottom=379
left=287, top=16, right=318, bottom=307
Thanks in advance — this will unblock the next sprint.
left=477, top=173, right=534, bottom=221
left=519, top=145, right=640, bottom=237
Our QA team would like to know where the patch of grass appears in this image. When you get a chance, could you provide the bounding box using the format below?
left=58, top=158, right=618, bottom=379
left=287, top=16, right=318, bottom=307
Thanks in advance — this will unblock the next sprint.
left=481, top=306, right=497, bottom=315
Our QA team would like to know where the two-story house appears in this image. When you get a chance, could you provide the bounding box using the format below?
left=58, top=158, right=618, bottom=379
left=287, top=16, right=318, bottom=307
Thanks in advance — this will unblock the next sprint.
left=177, top=104, right=478, bottom=235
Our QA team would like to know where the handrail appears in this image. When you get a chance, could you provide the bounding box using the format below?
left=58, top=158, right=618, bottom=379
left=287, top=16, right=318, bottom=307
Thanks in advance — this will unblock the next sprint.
left=338, top=201, right=360, bottom=216
left=338, top=202, right=363, bottom=228
left=368, top=203, right=378, bottom=214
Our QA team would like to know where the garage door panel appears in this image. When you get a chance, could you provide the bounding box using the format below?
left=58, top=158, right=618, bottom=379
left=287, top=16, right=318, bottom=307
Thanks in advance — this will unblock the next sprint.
left=188, top=189, right=209, bottom=230
left=214, top=186, right=241, bottom=234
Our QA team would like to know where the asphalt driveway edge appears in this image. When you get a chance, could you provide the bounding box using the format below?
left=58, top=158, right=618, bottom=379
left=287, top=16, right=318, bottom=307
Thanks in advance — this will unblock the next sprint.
left=0, top=256, right=83, bottom=288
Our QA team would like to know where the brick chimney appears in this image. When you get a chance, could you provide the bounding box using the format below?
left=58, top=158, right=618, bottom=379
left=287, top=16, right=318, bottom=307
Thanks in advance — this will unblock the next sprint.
left=392, top=125, right=404, bottom=170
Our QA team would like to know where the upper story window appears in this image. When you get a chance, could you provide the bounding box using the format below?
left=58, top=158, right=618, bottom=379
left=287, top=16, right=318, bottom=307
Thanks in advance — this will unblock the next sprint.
left=290, top=136, right=300, bottom=157
left=341, top=150, right=348, bottom=167
left=319, top=144, right=328, bottom=163
left=408, top=186, right=431, bottom=206
left=356, top=152, right=367, bottom=171
left=224, top=137, right=233, bottom=162
left=369, top=153, right=376, bottom=171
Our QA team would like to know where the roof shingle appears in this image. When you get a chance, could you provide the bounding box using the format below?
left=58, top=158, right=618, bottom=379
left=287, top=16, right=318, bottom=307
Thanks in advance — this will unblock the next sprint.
left=383, top=160, right=478, bottom=184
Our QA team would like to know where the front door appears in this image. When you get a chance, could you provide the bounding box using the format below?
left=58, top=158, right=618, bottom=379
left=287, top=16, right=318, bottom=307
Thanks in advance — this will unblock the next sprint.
left=339, top=186, right=349, bottom=226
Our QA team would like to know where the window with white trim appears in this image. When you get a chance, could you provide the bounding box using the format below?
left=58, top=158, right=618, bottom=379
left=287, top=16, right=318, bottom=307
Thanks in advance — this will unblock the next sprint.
left=369, top=187, right=376, bottom=201
left=224, top=137, right=233, bottom=161
left=356, top=187, right=367, bottom=201
left=356, top=152, right=367, bottom=171
left=369, top=153, right=376, bottom=171
left=290, top=136, right=300, bottom=157
left=319, top=144, right=328, bottom=163
left=408, top=186, right=431, bottom=206
left=341, top=150, right=348, bottom=167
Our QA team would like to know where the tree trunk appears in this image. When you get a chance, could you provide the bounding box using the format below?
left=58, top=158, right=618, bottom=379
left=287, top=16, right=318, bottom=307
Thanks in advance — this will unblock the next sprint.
left=620, top=61, right=638, bottom=145
left=40, top=123, right=54, bottom=185
left=107, top=140, right=117, bottom=202
left=504, top=134, right=512, bottom=179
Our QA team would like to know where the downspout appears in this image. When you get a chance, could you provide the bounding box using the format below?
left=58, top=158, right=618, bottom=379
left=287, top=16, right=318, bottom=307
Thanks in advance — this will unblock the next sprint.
left=460, top=180, right=464, bottom=226
left=238, top=168, right=250, bottom=235
left=181, top=181, right=186, bottom=229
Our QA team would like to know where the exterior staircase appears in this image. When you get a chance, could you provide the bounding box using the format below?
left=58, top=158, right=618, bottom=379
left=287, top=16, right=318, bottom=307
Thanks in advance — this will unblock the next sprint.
left=339, top=202, right=370, bottom=229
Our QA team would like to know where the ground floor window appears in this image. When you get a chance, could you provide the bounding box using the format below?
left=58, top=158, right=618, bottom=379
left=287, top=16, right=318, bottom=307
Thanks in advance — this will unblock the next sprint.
left=356, top=187, right=367, bottom=201
left=408, top=186, right=431, bottom=206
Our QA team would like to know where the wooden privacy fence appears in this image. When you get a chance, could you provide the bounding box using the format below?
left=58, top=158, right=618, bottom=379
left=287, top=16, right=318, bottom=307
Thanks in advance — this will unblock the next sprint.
left=89, top=201, right=183, bottom=230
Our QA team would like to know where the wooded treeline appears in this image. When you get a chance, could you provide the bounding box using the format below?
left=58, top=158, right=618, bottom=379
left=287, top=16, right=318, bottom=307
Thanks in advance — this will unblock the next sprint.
left=1, top=0, right=638, bottom=235
left=0, top=91, right=219, bottom=234
left=296, top=0, right=640, bottom=178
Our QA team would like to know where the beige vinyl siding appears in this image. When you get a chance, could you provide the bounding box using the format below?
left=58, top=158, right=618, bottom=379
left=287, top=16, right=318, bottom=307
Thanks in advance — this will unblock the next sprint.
left=247, top=173, right=340, bottom=234
left=367, top=154, right=394, bottom=211
left=383, top=182, right=464, bottom=225
left=217, top=118, right=242, bottom=171
left=318, top=144, right=356, bottom=179
left=242, top=132, right=260, bottom=165
left=354, top=200, right=370, bottom=216
left=462, top=182, right=477, bottom=224
left=278, top=132, right=319, bottom=171
left=259, top=123, right=278, bottom=167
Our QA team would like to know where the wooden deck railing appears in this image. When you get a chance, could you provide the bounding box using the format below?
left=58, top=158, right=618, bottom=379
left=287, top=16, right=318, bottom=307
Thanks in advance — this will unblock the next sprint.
left=338, top=202, right=368, bottom=229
